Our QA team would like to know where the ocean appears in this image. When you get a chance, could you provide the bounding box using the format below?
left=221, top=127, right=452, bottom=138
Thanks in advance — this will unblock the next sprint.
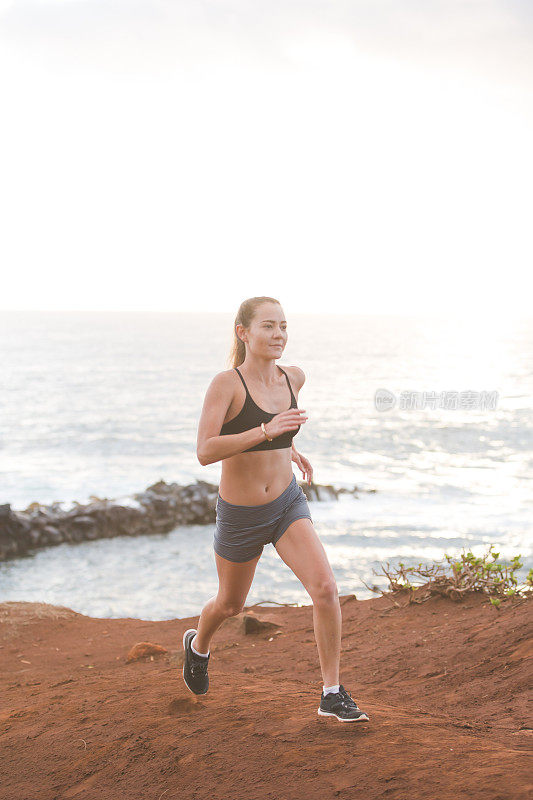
left=1, top=310, right=531, bottom=619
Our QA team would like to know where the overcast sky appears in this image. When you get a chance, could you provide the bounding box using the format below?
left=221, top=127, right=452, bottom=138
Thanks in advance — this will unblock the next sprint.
left=0, top=1, right=531, bottom=314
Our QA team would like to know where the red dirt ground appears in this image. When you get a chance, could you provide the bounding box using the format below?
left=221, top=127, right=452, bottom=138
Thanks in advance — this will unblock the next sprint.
left=0, top=592, right=531, bottom=800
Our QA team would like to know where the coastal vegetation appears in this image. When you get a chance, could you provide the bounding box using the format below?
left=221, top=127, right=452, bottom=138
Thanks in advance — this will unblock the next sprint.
left=370, top=545, right=532, bottom=607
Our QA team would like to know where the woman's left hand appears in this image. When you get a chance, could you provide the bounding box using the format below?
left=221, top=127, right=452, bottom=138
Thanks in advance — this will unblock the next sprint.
left=292, top=446, right=313, bottom=485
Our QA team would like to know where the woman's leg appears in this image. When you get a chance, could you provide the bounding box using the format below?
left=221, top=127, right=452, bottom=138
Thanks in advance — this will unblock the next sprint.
left=192, top=551, right=262, bottom=653
left=274, top=519, right=341, bottom=686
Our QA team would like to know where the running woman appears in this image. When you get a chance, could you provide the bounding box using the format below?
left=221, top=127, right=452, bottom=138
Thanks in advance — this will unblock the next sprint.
left=182, top=296, right=369, bottom=723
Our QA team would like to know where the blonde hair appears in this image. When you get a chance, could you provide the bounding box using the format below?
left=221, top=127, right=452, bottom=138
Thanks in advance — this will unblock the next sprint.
left=227, top=296, right=281, bottom=368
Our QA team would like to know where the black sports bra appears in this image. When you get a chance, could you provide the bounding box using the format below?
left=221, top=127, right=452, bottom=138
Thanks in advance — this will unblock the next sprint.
left=219, top=366, right=301, bottom=452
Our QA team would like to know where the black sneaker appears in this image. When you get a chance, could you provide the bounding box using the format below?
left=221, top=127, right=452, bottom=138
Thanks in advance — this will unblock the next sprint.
left=317, top=684, right=369, bottom=722
left=182, top=628, right=210, bottom=695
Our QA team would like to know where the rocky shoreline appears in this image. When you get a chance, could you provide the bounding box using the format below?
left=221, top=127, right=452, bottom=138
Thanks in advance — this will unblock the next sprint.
left=0, top=479, right=375, bottom=561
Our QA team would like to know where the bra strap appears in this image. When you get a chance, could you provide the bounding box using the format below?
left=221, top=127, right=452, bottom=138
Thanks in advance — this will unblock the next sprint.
left=235, top=365, right=295, bottom=403
left=277, top=367, right=296, bottom=403
left=234, top=367, right=250, bottom=395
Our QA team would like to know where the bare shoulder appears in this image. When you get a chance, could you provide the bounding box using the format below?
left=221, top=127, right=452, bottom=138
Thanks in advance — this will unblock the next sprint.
left=205, top=369, right=238, bottom=397
left=212, top=368, right=237, bottom=383
left=282, top=365, right=305, bottom=392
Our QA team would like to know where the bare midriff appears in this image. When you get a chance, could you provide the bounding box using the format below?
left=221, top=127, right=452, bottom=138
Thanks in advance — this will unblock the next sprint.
left=218, top=447, right=294, bottom=506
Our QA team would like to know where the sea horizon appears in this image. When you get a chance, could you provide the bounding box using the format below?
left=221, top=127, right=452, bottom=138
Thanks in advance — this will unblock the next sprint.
left=1, top=310, right=531, bottom=618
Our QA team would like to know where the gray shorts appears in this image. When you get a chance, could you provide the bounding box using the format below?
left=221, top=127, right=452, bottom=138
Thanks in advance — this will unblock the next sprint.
left=214, top=474, right=313, bottom=563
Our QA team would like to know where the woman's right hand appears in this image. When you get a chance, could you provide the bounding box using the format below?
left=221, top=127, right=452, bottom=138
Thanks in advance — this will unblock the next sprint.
left=264, top=409, right=308, bottom=439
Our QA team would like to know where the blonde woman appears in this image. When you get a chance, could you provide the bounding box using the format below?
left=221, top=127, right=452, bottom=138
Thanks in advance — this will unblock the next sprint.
left=182, top=296, right=369, bottom=723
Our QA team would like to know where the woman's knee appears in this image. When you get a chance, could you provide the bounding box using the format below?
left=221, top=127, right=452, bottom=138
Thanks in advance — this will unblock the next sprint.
left=310, top=578, right=339, bottom=606
left=216, top=597, right=245, bottom=618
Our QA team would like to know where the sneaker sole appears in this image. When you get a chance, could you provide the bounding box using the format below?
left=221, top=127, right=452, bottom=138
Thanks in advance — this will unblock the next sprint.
left=182, top=628, right=209, bottom=696
left=317, top=708, right=369, bottom=722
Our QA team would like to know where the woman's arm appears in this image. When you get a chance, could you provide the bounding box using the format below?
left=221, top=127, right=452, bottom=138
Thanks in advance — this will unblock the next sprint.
left=199, top=428, right=269, bottom=466
left=291, top=443, right=314, bottom=485
left=196, top=372, right=268, bottom=465
left=289, top=367, right=312, bottom=482
left=197, top=372, right=307, bottom=466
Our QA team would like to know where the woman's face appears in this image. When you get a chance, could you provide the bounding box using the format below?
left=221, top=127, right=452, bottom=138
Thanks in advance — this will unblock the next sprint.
left=240, top=303, right=288, bottom=358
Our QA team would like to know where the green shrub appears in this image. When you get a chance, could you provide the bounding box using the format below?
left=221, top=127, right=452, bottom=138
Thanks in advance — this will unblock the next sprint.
left=368, top=545, right=532, bottom=606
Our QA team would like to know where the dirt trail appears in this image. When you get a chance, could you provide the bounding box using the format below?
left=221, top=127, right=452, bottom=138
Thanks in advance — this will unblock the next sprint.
left=1, top=593, right=531, bottom=800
